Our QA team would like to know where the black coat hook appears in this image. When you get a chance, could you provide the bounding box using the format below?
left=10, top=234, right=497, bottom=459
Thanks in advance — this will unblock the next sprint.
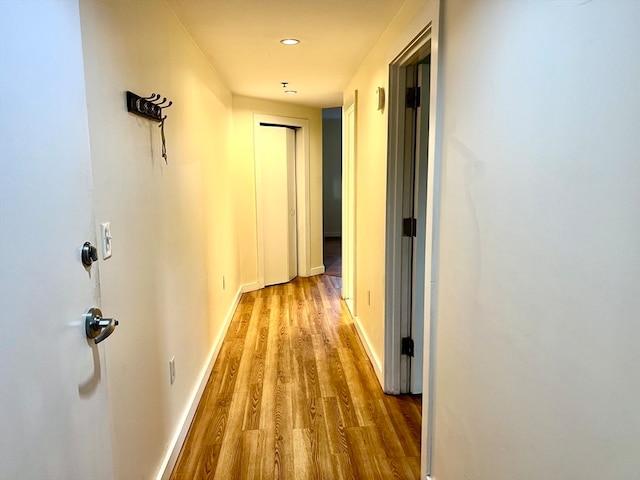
left=126, top=91, right=172, bottom=121
left=126, top=91, right=173, bottom=164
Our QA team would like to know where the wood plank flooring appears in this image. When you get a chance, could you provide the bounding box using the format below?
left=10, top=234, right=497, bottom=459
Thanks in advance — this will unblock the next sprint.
left=323, top=237, right=342, bottom=277
left=170, top=275, right=421, bottom=480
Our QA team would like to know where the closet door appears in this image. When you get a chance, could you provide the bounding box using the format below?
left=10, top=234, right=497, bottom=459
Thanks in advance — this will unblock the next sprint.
left=258, top=125, right=297, bottom=286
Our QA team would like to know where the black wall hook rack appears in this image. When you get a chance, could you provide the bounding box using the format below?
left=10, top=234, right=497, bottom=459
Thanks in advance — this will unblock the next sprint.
left=126, top=91, right=172, bottom=121
left=126, top=91, right=173, bottom=163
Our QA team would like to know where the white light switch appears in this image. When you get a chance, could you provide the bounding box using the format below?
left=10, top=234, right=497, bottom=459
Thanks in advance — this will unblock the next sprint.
left=100, top=222, right=112, bottom=260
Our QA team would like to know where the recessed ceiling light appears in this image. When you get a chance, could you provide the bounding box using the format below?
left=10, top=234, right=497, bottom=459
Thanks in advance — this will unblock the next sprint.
left=280, top=38, right=300, bottom=45
left=285, top=90, right=297, bottom=94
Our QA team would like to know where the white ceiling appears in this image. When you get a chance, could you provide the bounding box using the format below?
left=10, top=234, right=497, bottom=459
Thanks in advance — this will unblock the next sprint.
left=167, top=0, right=407, bottom=108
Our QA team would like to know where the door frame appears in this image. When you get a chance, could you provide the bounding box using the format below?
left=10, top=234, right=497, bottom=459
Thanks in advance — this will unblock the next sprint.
left=342, top=92, right=357, bottom=315
left=384, top=25, right=432, bottom=394
left=254, top=114, right=311, bottom=288
left=383, top=19, right=442, bottom=479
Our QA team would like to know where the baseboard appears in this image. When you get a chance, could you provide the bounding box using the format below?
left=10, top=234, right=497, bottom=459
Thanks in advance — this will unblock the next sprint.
left=240, top=281, right=261, bottom=293
left=352, top=315, right=384, bottom=388
left=309, top=265, right=325, bottom=276
left=156, top=286, right=243, bottom=480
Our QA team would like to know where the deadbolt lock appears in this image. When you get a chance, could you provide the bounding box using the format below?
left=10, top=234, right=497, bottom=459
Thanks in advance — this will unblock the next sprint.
left=81, top=241, right=98, bottom=267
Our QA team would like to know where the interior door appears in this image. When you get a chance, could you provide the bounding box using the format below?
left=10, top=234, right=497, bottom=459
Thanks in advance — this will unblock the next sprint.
left=399, top=64, right=419, bottom=393
left=257, top=125, right=297, bottom=286
left=0, top=2, right=114, bottom=478
left=410, top=62, right=431, bottom=393
left=400, top=60, right=430, bottom=394
left=342, top=102, right=357, bottom=315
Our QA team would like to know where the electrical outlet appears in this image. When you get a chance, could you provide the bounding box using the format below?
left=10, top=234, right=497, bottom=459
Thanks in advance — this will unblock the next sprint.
left=169, top=357, right=176, bottom=385
left=222, top=276, right=226, bottom=290
left=368, top=290, right=371, bottom=306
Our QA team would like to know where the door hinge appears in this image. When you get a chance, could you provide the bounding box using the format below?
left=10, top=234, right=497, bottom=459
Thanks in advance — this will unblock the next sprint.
left=406, top=87, right=421, bottom=109
left=402, top=337, right=414, bottom=357
left=402, top=217, right=417, bottom=237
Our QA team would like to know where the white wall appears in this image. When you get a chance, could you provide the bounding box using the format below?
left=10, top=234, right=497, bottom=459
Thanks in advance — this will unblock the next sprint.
left=322, top=107, right=343, bottom=237
left=431, top=1, right=640, bottom=478
left=343, top=0, right=639, bottom=477
left=78, top=1, right=241, bottom=477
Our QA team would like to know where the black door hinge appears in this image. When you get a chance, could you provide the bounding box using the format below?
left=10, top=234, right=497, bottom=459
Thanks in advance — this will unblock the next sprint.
left=402, top=337, right=414, bottom=357
left=406, top=87, right=421, bottom=109
left=403, top=217, right=417, bottom=237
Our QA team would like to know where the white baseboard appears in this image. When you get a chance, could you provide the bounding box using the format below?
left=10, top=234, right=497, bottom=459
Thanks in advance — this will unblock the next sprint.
left=241, top=281, right=260, bottom=293
left=309, top=265, right=325, bottom=276
left=352, top=315, right=384, bottom=388
left=156, top=286, right=243, bottom=480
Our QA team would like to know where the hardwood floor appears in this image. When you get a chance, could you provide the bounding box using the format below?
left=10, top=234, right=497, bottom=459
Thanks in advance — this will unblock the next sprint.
left=170, top=275, right=421, bottom=480
left=323, top=237, right=342, bottom=277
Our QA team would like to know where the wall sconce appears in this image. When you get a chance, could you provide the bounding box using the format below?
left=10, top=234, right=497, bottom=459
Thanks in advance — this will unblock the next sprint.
left=376, top=87, right=385, bottom=112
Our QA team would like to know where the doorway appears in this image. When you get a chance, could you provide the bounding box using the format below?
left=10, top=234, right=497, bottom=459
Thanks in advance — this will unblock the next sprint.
left=322, top=107, right=343, bottom=278
left=253, top=114, right=312, bottom=288
left=384, top=24, right=440, bottom=479
left=385, top=45, right=431, bottom=396
left=342, top=96, right=357, bottom=315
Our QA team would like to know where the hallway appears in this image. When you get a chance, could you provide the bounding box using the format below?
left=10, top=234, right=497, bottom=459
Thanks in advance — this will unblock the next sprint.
left=2, top=2, right=638, bottom=478
left=171, top=275, right=421, bottom=479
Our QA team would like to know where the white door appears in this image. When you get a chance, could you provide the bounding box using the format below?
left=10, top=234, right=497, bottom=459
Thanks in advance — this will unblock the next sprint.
left=342, top=102, right=357, bottom=315
left=257, top=125, right=297, bottom=286
left=410, top=62, right=431, bottom=393
left=398, top=61, right=430, bottom=394
left=0, top=2, right=114, bottom=478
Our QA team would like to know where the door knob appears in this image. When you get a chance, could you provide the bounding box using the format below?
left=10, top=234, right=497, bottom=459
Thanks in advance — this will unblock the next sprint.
left=85, top=307, right=119, bottom=344
left=81, top=242, right=98, bottom=267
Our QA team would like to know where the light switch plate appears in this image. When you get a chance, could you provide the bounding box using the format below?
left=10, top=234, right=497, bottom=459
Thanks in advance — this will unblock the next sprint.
left=169, top=357, right=176, bottom=385
left=100, top=222, right=112, bottom=260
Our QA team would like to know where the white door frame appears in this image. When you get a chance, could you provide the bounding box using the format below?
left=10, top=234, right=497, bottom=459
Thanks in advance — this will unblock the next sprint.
left=254, top=114, right=311, bottom=287
left=342, top=93, right=357, bottom=315
left=383, top=18, right=442, bottom=479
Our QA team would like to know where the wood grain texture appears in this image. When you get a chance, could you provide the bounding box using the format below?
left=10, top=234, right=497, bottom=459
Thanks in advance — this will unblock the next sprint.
left=171, top=275, right=421, bottom=480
